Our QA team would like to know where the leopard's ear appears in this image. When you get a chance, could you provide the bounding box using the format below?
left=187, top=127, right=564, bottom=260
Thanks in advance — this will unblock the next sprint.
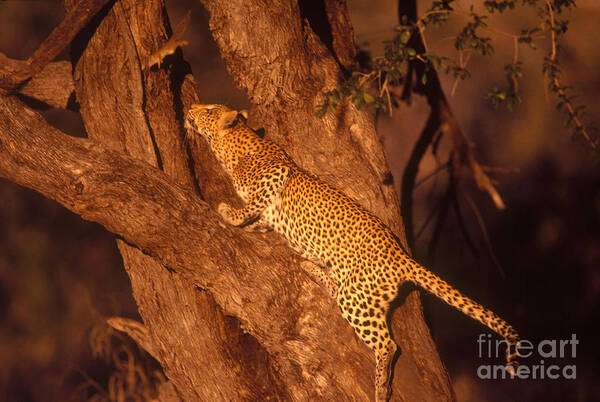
left=239, top=109, right=249, bottom=120
left=217, top=110, right=239, bottom=130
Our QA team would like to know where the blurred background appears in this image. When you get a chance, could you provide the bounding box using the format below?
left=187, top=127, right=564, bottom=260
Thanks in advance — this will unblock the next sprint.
left=0, top=0, right=598, bottom=401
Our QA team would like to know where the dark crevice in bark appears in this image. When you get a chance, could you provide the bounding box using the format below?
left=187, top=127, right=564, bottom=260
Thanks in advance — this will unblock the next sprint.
left=298, top=0, right=349, bottom=76
left=165, top=52, right=198, bottom=193
left=16, top=93, right=53, bottom=111
left=140, top=76, right=165, bottom=173
left=68, top=0, right=116, bottom=67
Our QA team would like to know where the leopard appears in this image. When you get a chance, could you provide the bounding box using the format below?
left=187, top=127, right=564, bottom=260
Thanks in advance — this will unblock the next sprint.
left=185, top=103, right=521, bottom=401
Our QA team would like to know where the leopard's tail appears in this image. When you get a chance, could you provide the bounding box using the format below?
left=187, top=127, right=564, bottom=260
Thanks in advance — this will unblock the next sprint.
left=408, top=263, right=520, bottom=374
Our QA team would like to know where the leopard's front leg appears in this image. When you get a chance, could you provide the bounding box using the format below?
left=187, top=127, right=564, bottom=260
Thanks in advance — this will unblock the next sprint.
left=218, top=162, right=290, bottom=227
left=218, top=198, right=267, bottom=226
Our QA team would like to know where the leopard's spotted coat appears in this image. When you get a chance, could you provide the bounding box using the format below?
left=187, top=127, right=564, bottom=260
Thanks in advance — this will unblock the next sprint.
left=185, top=104, right=520, bottom=401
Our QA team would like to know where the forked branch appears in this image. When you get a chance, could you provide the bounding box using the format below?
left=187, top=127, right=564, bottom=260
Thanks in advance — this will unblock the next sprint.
left=0, top=0, right=112, bottom=91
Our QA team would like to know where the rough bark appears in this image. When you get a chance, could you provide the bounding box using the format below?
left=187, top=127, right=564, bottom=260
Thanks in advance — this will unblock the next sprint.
left=0, top=54, right=75, bottom=109
left=0, top=0, right=456, bottom=400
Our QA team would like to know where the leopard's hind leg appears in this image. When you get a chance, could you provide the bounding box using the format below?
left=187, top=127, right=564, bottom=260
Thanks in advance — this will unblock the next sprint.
left=336, top=278, right=397, bottom=402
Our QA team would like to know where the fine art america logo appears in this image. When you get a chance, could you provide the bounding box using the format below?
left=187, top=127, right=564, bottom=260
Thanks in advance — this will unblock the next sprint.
left=477, top=333, right=578, bottom=380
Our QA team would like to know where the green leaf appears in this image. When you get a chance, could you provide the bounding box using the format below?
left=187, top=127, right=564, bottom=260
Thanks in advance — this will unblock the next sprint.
left=353, top=94, right=365, bottom=110
left=400, top=29, right=411, bottom=44
left=363, top=92, right=375, bottom=104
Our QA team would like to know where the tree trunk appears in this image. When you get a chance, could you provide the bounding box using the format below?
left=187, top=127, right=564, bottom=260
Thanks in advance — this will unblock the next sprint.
left=0, top=0, right=455, bottom=400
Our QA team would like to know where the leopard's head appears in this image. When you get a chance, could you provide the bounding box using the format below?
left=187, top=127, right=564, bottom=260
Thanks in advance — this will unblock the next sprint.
left=185, top=104, right=248, bottom=144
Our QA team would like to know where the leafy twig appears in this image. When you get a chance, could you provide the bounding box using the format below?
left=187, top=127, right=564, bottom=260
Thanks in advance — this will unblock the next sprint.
left=543, top=0, right=598, bottom=152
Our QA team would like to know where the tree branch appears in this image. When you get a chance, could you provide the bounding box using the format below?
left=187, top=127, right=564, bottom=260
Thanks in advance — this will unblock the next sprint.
left=107, top=317, right=158, bottom=359
left=19, top=61, right=76, bottom=109
left=0, top=0, right=113, bottom=91
left=399, top=0, right=505, bottom=253
left=0, top=54, right=75, bottom=109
